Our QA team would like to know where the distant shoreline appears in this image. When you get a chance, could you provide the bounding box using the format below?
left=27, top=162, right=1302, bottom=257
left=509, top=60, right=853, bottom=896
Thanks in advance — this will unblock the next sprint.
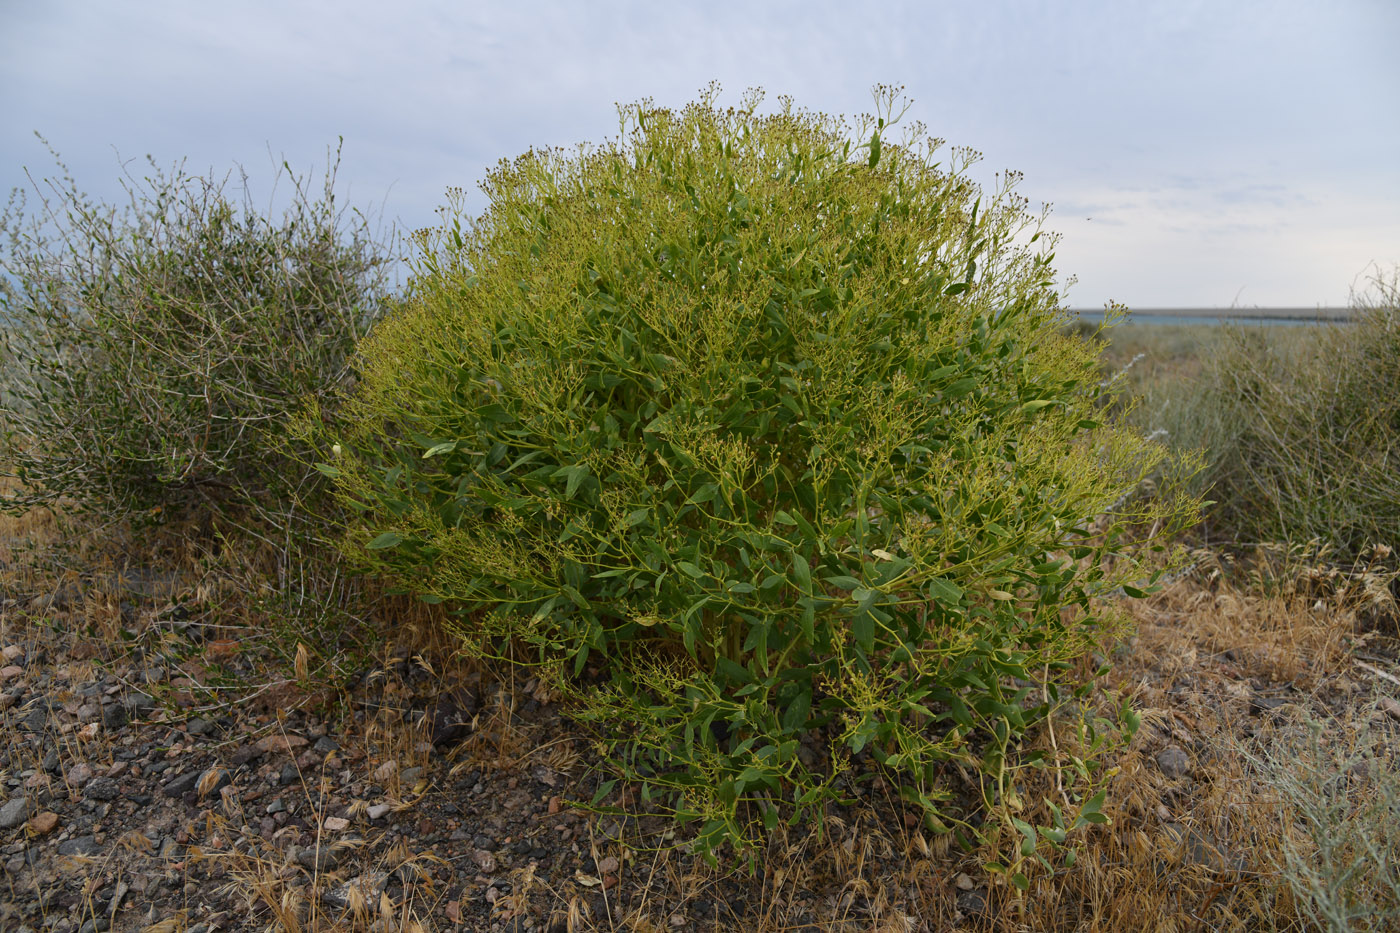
left=1069, top=306, right=1353, bottom=322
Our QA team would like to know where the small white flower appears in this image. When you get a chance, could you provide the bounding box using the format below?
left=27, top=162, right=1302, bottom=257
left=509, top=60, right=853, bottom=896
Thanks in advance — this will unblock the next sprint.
left=331, top=444, right=342, bottom=457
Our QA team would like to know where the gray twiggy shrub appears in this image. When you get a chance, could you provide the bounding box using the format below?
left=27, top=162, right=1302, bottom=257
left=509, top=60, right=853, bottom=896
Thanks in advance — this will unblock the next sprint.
left=0, top=143, right=394, bottom=528
left=326, top=87, right=1199, bottom=871
left=1193, top=267, right=1400, bottom=562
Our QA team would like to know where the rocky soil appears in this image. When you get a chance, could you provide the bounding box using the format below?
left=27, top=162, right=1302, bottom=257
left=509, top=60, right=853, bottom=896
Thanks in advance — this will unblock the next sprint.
left=0, top=573, right=950, bottom=933
left=4, top=561, right=1398, bottom=932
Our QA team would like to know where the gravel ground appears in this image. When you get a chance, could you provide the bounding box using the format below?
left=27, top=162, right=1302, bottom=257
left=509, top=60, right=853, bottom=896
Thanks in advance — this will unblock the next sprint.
left=0, top=574, right=937, bottom=933
left=6, top=559, right=1396, bottom=932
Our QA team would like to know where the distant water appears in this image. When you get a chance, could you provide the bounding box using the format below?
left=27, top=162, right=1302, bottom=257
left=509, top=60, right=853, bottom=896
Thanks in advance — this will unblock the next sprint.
left=1069, top=307, right=1351, bottom=327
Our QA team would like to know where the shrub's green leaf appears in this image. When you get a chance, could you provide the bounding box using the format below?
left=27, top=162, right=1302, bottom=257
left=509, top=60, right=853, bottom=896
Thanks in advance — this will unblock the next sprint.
left=553, top=464, right=590, bottom=499
left=852, top=609, right=875, bottom=653
left=791, top=552, right=812, bottom=594
left=367, top=532, right=403, bottom=550
left=944, top=376, right=977, bottom=397
left=715, top=657, right=754, bottom=685
left=925, top=576, right=963, bottom=607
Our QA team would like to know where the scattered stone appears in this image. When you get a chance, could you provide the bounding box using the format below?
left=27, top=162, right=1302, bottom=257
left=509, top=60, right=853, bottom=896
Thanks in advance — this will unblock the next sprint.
left=254, top=734, right=309, bottom=755
left=597, top=855, right=619, bottom=874
left=472, top=848, right=497, bottom=873
left=161, top=770, right=200, bottom=798
left=20, top=705, right=47, bottom=732
left=84, top=778, right=120, bottom=802
left=473, top=834, right=498, bottom=852
left=313, top=736, right=339, bottom=754
left=0, top=797, right=30, bottom=829
left=121, top=691, right=156, bottom=717
left=372, top=760, right=398, bottom=783
left=228, top=745, right=263, bottom=767
left=185, top=717, right=212, bottom=736
left=295, top=844, right=341, bottom=873
left=1378, top=696, right=1400, bottom=723
left=1, top=645, right=23, bottom=662
left=323, top=816, right=350, bottom=832
left=0, top=665, right=24, bottom=682
left=426, top=689, right=477, bottom=747
left=1156, top=745, right=1191, bottom=779
left=26, top=811, right=59, bottom=836
left=956, top=886, right=989, bottom=919
left=56, top=834, right=100, bottom=856
left=400, top=766, right=424, bottom=783
left=66, top=763, right=94, bottom=788
left=101, top=703, right=128, bottom=730
left=195, top=768, right=231, bottom=798
left=367, top=804, right=392, bottom=820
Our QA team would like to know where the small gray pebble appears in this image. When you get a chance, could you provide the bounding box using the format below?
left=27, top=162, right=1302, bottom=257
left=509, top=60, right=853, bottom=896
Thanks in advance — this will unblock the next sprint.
left=161, top=770, right=199, bottom=798
left=56, top=835, right=100, bottom=856
left=1156, top=745, right=1191, bottom=779
left=122, top=691, right=156, bottom=715
left=0, top=797, right=29, bottom=829
left=84, top=778, right=120, bottom=802
left=957, top=887, right=989, bottom=918
left=295, top=844, right=340, bottom=872
left=101, top=703, right=128, bottom=730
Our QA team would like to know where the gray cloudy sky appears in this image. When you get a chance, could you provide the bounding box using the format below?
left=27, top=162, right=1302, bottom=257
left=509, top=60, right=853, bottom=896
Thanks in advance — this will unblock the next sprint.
left=3, top=0, right=1397, bottom=309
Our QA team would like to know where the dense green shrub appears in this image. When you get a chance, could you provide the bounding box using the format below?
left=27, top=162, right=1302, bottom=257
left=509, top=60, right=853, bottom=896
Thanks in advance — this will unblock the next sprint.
left=325, top=88, right=1198, bottom=871
left=1187, top=269, right=1399, bottom=562
left=0, top=143, right=395, bottom=528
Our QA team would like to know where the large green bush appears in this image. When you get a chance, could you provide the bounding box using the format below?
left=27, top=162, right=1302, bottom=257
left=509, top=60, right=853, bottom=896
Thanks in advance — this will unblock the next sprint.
left=326, top=88, right=1198, bottom=872
left=0, top=143, right=394, bottom=528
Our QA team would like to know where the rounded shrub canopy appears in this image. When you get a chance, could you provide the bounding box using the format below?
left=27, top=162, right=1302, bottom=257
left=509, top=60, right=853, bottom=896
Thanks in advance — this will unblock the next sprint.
left=329, top=86, right=1198, bottom=869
